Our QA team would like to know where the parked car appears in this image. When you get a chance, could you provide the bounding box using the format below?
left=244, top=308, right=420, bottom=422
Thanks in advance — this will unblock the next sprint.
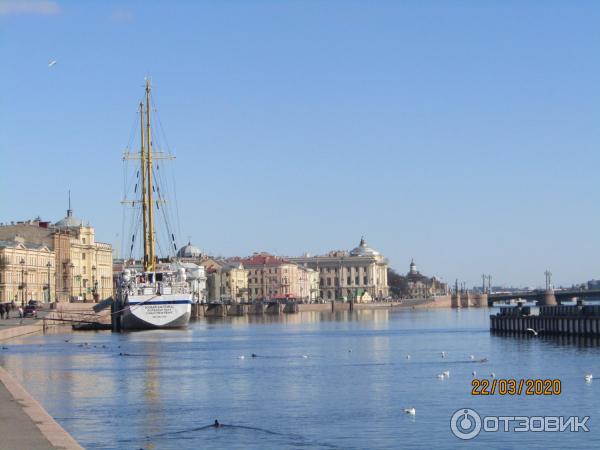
left=28, top=300, right=40, bottom=308
left=23, top=305, right=37, bottom=318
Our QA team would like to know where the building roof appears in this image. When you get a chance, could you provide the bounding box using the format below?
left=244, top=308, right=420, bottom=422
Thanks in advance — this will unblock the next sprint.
left=240, top=253, right=290, bottom=267
left=0, top=238, right=51, bottom=252
left=177, top=241, right=202, bottom=258
left=55, top=208, right=83, bottom=229
left=349, top=236, right=380, bottom=257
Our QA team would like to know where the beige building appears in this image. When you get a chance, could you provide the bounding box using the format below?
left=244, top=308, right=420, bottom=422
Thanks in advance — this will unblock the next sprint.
left=405, top=259, right=448, bottom=298
left=0, top=237, right=55, bottom=304
left=202, top=258, right=249, bottom=302
left=289, top=237, right=389, bottom=302
left=0, top=205, right=113, bottom=302
left=240, top=253, right=318, bottom=302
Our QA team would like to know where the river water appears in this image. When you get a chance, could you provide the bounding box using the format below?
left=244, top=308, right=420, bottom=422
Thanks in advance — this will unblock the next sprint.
left=1, top=308, right=599, bottom=449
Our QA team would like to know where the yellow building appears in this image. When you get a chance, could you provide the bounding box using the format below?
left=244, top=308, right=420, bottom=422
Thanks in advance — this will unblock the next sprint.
left=0, top=237, right=55, bottom=304
left=0, top=204, right=113, bottom=303
left=202, top=258, right=249, bottom=302
left=53, top=207, right=113, bottom=302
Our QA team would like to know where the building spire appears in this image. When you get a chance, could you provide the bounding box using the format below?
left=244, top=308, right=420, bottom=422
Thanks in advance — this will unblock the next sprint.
left=67, top=190, right=73, bottom=217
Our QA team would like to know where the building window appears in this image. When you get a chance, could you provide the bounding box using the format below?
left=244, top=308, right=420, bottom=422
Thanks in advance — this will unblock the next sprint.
left=355, top=277, right=359, bottom=285
left=364, top=276, right=368, bottom=284
left=82, top=238, right=86, bottom=244
left=327, top=291, right=332, bottom=299
left=347, top=277, right=351, bottom=285
left=327, top=278, right=331, bottom=286
left=82, top=253, right=86, bottom=260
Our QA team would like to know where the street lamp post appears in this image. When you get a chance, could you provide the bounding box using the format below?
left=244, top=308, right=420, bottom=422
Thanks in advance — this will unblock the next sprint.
left=19, top=258, right=25, bottom=307
left=92, top=265, right=97, bottom=301
left=69, top=263, right=75, bottom=302
left=46, top=261, right=52, bottom=303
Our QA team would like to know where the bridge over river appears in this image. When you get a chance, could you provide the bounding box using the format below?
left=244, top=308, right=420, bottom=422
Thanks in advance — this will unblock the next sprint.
left=488, top=289, right=600, bottom=307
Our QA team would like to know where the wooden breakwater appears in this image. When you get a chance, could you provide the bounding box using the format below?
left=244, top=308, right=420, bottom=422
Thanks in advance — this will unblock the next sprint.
left=490, top=303, right=600, bottom=336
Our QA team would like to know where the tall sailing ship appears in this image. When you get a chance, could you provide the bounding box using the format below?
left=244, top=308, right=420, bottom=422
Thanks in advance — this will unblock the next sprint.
left=116, top=79, right=197, bottom=330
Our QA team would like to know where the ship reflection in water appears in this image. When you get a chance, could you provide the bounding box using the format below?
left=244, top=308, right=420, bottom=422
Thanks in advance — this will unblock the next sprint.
left=1, top=309, right=599, bottom=449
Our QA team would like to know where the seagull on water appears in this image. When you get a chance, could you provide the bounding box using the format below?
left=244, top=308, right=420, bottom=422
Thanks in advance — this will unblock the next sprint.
left=442, top=370, right=450, bottom=378
left=48, top=60, right=57, bottom=68
left=404, top=407, right=416, bottom=415
left=406, top=355, right=411, bottom=359
left=490, top=372, right=496, bottom=379
left=526, top=328, right=544, bottom=336
left=584, top=374, right=593, bottom=383
left=469, top=355, right=475, bottom=360
left=472, top=371, right=477, bottom=377
left=238, top=355, right=245, bottom=360
left=441, top=351, right=446, bottom=358
left=436, top=373, right=445, bottom=379
left=302, top=354, right=309, bottom=359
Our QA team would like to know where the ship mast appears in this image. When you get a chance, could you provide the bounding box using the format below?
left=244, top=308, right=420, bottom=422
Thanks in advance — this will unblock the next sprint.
left=145, top=79, right=156, bottom=271
left=139, top=102, right=150, bottom=270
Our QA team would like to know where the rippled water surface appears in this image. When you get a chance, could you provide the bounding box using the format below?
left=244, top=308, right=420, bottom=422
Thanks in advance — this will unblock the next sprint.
left=1, top=308, right=599, bottom=449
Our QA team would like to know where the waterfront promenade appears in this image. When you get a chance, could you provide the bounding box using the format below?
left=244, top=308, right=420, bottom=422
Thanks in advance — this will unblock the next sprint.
left=0, top=320, right=83, bottom=450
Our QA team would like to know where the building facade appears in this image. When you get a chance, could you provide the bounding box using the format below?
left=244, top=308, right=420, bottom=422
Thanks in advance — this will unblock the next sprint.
left=0, top=237, right=55, bottom=304
left=0, top=206, right=113, bottom=302
left=289, top=237, right=389, bottom=302
left=404, top=259, right=448, bottom=298
left=203, top=258, right=249, bottom=302
left=240, top=253, right=318, bottom=302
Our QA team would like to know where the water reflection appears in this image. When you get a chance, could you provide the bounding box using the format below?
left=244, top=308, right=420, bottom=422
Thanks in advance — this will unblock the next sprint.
left=1, top=309, right=599, bottom=450
left=491, top=331, right=600, bottom=347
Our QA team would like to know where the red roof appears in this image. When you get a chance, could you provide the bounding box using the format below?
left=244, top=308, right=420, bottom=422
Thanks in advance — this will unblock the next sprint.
left=240, top=254, right=289, bottom=267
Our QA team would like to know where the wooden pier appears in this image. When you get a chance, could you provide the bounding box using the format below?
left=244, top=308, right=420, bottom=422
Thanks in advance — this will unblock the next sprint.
left=490, top=303, right=600, bottom=336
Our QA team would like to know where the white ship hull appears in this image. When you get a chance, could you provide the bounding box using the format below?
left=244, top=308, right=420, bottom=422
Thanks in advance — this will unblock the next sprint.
left=121, top=293, right=192, bottom=330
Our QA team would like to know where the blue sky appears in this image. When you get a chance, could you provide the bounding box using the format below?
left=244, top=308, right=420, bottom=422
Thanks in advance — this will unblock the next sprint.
left=1, top=0, right=600, bottom=288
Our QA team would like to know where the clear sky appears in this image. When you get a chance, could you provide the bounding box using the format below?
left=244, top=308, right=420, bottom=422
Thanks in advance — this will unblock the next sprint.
left=1, top=0, right=600, bottom=288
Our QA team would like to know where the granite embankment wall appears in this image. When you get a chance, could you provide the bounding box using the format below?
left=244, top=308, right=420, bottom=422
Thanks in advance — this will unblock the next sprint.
left=191, top=295, right=457, bottom=318
left=0, top=366, right=84, bottom=449
left=0, top=323, right=45, bottom=342
left=50, top=302, right=111, bottom=324
left=0, top=303, right=103, bottom=342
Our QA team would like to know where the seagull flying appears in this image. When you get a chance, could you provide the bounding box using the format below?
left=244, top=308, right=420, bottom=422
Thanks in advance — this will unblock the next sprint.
left=48, top=60, right=57, bottom=68
left=584, top=374, right=593, bottom=383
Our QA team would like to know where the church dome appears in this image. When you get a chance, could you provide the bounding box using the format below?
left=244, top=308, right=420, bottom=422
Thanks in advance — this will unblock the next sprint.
left=350, top=236, right=380, bottom=257
left=55, top=209, right=82, bottom=229
left=177, top=241, right=202, bottom=258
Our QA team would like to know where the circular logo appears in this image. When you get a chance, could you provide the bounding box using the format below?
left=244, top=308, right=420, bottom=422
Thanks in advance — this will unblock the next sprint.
left=450, top=408, right=482, bottom=440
